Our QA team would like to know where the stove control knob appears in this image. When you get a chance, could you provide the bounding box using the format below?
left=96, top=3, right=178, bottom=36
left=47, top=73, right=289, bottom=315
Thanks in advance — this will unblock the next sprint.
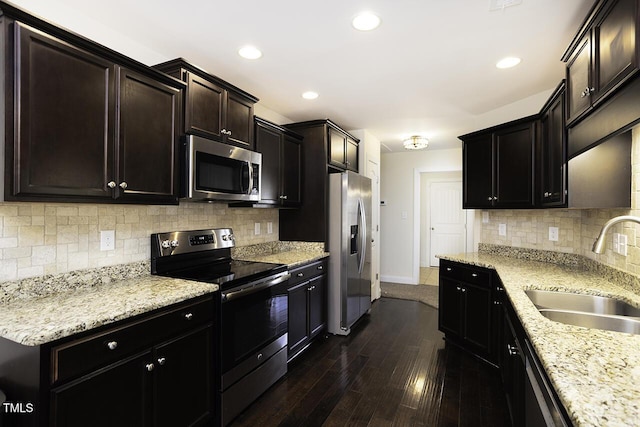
left=222, top=235, right=228, bottom=241
left=161, top=240, right=171, bottom=249
left=170, top=240, right=179, bottom=248
left=228, top=234, right=235, bottom=241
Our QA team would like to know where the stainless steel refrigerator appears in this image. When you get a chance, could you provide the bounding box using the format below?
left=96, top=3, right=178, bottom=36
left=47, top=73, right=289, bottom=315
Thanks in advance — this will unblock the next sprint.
left=328, top=171, right=372, bottom=336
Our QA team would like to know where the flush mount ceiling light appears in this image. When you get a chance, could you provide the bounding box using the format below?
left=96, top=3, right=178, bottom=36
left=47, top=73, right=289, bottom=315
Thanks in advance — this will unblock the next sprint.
left=496, top=56, right=521, bottom=69
left=352, top=12, right=381, bottom=31
left=302, top=91, right=319, bottom=100
left=403, top=136, right=429, bottom=150
left=238, top=45, right=262, bottom=60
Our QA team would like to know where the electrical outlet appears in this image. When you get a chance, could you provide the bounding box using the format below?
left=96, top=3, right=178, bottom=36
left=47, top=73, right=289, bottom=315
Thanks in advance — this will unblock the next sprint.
left=498, top=223, right=507, bottom=236
left=619, top=234, right=628, bottom=256
left=100, top=230, right=115, bottom=251
left=613, top=233, right=620, bottom=253
left=548, top=226, right=559, bottom=242
left=267, top=222, right=273, bottom=234
left=254, top=222, right=261, bottom=235
left=482, top=211, right=489, bottom=224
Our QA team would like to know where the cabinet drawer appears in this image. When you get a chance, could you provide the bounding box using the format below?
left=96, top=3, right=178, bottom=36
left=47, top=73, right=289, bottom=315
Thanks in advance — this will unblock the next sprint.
left=51, top=296, right=213, bottom=384
left=288, top=259, right=328, bottom=287
left=440, top=260, right=491, bottom=288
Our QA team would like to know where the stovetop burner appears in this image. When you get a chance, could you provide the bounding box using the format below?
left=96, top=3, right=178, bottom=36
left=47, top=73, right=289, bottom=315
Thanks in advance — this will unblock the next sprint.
left=168, top=259, right=287, bottom=290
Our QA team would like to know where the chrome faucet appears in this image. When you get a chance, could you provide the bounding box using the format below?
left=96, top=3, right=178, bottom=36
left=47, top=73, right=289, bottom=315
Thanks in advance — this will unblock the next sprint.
left=592, top=215, right=640, bottom=253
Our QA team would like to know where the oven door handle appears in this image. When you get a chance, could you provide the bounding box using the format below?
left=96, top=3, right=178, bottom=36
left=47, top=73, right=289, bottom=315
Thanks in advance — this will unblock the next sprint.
left=221, top=273, right=291, bottom=302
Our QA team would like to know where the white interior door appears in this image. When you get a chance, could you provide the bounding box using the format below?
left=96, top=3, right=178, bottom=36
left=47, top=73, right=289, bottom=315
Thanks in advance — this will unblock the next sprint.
left=365, top=159, right=381, bottom=299
left=429, top=181, right=466, bottom=266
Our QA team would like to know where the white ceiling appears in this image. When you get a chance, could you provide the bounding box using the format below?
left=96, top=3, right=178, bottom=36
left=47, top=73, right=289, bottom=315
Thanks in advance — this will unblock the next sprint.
left=12, top=0, right=593, bottom=151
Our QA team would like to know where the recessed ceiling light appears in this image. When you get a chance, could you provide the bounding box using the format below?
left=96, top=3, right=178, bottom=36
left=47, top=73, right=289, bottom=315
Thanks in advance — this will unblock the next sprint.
left=238, top=45, right=262, bottom=60
left=496, top=56, right=521, bottom=69
left=302, top=91, right=319, bottom=100
left=352, top=12, right=381, bottom=31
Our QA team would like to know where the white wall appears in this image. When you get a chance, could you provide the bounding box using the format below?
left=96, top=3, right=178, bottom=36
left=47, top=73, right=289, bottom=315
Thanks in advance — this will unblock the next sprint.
left=380, top=148, right=462, bottom=284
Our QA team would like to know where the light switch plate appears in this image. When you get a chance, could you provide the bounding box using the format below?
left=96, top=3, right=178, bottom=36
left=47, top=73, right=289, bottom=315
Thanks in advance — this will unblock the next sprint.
left=482, top=211, right=489, bottom=223
left=254, top=222, right=261, bottom=235
left=619, top=233, right=628, bottom=256
left=613, top=233, right=620, bottom=253
left=498, top=223, right=507, bottom=236
left=267, top=222, right=273, bottom=234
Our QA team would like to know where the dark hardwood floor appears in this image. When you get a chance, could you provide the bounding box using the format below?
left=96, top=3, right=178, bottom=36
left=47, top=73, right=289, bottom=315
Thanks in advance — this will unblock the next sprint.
left=231, top=298, right=510, bottom=427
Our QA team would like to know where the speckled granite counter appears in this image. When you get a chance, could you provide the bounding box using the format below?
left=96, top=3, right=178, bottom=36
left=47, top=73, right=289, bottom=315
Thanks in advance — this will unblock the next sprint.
left=232, top=241, right=329, bottom=268
left=439, top=247, right=640, bottom=427
left=0, top=261, right=218, bottom=346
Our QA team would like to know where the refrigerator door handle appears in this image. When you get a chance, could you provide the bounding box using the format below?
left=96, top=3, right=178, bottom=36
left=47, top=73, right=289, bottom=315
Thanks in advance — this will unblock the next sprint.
left=358, top=198, right=367, bottom=274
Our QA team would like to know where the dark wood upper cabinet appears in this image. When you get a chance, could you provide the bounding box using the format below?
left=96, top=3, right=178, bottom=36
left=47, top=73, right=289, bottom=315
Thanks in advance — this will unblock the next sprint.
left=252, top=117, right=302, bottom=207
left=3, top=15, right=185, bottom=204
left=117, top=68, right=181, bottom=203
left=538, top=81, right=567, bottom=207
left=281, top=119, right=359, bottom=242
left=564, top=0, right=640, bottom=126
left=10, top=22, right=115, bottom=200
left=328, top=128, right=359, bottom=171
left=460, top=116, right=536, bottom=209
left=154, top=58, right=258, bottom=150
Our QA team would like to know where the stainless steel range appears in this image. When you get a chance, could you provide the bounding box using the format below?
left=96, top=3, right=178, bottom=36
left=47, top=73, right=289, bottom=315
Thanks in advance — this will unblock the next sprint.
left=151, top=228, right=290, bottom=426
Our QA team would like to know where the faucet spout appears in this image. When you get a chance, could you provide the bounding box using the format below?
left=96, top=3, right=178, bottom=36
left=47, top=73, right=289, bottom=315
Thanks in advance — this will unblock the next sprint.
left=592, top=215, right=640, bottom=253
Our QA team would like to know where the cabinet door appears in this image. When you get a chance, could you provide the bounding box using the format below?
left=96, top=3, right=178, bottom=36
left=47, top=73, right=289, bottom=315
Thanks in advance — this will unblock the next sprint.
left=494, top=122, right=535, bottom=208
left=463, top=134, right=493, bottom=208
left=501, top=309, right=525, bottom=427
left=438, top=277, right=462, bottom=336
left=593, top=0, right=639, bottom=103
left=50, top=351, right=152, bottom=427
left=540, top=90, right=567, bottom=207
left=154, top=326, right=213, bottom=427
left=308, top=275, right=326, bottom=339
left=328, top=128, right=347, bottom=169
left=12, top=22, right=115, bottom=200
left=288, top=281, right=310, bottom=357
left=345, top=137, right=359, bottom=172
left=185, top=71, right=224, bottom=140
left=255, top=122, right=282, bottom=204
left=117, top=67, right=181, bottom=204
left=225, top=93, right=255, bottom=149
left=281, top=133, right=302, bottom=206
left=566, top=36, right=592, bottom=124
left=461, top=282, right=492, bottom=355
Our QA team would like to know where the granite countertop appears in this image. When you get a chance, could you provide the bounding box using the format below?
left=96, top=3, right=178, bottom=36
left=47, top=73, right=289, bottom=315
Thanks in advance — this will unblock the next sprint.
left=232, top=241, right=329, bottom=268
left=0, top=261, right=218, bottom=347
left=439, top=250, right=640, bottom=427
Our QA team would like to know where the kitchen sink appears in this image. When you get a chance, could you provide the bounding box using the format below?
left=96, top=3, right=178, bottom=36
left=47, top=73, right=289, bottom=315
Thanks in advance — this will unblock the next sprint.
left=538, top=309, right=640, bottom=335
left=524, top=289, right=640, bottom=317
left=525, top=289, right=640, bottom=334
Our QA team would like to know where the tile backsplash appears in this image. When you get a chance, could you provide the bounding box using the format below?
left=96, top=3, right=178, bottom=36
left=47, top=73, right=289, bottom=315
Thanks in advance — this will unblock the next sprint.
left=480, top=126, right=640, bottom=275
left=0, top=202, right=278, bottom=281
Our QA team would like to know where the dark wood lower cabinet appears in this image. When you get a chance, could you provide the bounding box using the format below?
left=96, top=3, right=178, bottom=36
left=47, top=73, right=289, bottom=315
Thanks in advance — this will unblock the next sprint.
left=0, top=296, right=214, bottom=427
left=438, top=260, right=496, bottom=364
left=287, top=259, right=328, bottom=360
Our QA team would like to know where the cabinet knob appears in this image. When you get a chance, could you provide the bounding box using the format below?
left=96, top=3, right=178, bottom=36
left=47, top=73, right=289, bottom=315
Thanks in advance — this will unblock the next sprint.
left=107, top=181, right=116, bottom=189
left=493, top=196, right=498, bottom=201
left=221, top=129, right=232, bottom=136
left=496, top=286, right=504, bottom=292
left=146, top=363, right=155, bottom=372
left=157, top=357, right=166, bottom=366
left=308, top=285, right=316, bottom=291
left=507, top=344, right=519, bottom=356
left=461, top=288, right=466, bottom=293
left=493, top=301, right=502, bottom=305
left=317, top=265, right=323, bottom=270
left=106, top=341, right=118, bottom=350
left=487, top=196, right=493, bottom=201
left=184, top=313, right=193, bottom=321
left=257, top=353, right=263, bottom=361
left=119, top=182, right=128, bottom=189
left=456, top=286, right=461, bottom=291
left=446, top=267, right=452, bottom=272
left=471, top=273, right=478, bottom=277
left=297, top=272, right=304, bottom=277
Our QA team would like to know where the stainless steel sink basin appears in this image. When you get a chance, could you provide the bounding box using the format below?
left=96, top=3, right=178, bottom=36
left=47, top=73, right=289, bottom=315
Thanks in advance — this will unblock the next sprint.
left=539, top=309, right=640, bottom=335
left=524, top=289, right=640, bottom=317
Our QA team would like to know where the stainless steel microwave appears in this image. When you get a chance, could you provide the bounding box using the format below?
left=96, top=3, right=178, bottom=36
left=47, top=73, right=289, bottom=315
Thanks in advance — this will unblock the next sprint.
left=183, top=135, right=261, bottom=202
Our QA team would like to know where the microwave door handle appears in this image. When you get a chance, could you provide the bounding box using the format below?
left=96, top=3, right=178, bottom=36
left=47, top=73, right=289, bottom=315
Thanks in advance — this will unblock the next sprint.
left=246, top=161, right=253, bottom=195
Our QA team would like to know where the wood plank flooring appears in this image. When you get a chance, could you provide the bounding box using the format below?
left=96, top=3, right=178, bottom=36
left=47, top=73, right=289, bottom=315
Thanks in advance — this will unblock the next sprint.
left=231, top=298, right=510, bottom=427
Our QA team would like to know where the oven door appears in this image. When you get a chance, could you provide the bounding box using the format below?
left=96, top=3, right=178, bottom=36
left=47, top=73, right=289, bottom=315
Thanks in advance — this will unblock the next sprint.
left=185, top=135, right=261, bottom=201
left=219, top=272, right=290, bottom=388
